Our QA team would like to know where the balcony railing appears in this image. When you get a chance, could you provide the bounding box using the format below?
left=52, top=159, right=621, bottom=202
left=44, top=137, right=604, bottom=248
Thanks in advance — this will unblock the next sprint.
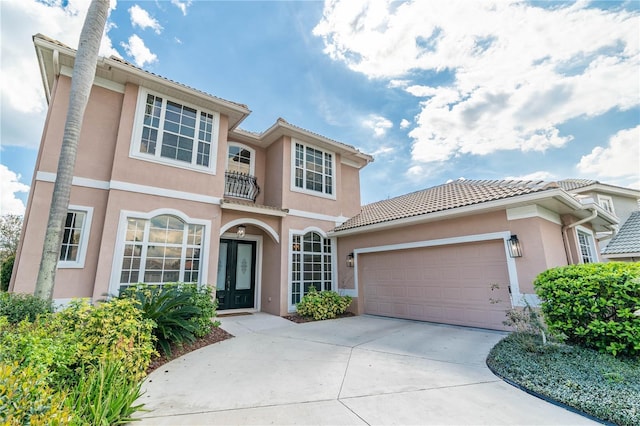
left=224, top=171, right=261, bottom=202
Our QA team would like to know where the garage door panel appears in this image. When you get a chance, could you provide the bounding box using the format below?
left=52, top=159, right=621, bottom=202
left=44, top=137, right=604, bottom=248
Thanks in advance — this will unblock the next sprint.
left=362, top=240, right=512, bottom=331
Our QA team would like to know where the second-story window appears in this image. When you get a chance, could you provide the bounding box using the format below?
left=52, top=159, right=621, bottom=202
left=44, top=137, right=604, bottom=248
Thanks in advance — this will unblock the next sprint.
left=133, top=89, right=219, bottom=172
left=227, top=144, right=253, bottom=175
left=293, top=141, right=334, bottom=197
left=597, top=195, right=615, bottom=215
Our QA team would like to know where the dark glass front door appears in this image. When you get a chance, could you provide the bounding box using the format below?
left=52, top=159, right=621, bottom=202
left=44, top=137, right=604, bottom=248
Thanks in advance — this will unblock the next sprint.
left=216, top=239, right=256, bottom=310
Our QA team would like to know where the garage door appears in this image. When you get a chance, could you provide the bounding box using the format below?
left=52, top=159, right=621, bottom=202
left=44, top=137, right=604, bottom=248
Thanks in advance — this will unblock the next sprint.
left=360, top=240, right=513, bottom=331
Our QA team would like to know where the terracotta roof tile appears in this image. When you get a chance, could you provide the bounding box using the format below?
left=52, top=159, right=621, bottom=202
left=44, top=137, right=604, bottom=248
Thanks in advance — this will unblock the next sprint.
left=602, top=211, right=640, bottom=255
left=335, top=179, right=557, bottom=231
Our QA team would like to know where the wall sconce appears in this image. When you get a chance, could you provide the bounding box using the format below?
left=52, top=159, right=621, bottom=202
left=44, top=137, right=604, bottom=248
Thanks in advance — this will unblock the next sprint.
left=508, top=235, right=523, bottom=258
left=346, top=253, right=354, bottom=267
left=237, top=225, right=246, bottom=239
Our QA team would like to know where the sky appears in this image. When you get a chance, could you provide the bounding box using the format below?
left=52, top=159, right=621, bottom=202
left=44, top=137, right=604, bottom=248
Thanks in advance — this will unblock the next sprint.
left=1, top=0, right=639, bottom=216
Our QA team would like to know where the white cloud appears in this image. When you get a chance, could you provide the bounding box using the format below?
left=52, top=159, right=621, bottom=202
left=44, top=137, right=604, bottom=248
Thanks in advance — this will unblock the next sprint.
left=129, top=4, right=163, bottom=34
left=121, top=34, right=157, bottom=67
left=0, top=0, right=118, bottom=148
left=577, top=126, right=640, bottom=181
left=370, top=146, right=394, bottom=157
left=399, top=119, right=411, bottom=129
left=505, top=171, right=557, bottom=182
left=314, top=1, right=640, bottom=164
left=171, top=0, right=192, bottom=16
left=0, top=165, right=30, bottom=215
left=363, top=114, right=393, bottom=137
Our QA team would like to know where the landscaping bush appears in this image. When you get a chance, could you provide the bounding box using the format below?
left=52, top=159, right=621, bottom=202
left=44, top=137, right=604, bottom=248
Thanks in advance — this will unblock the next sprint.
left=57, top=298, right=156, bottom=381
left=0, top=291, right=53, bottom=324
left=0, top=254, right=14, bottom=292
left=296, top=288, right=352, bottom=320
left=67, top=358, right=145, bottom=425
left=119, top=283, right=217, bottom=355
left=0, top=361, right=78, bottom=425
left=534, top=262, right=640, bottom=357
left=0, top=314, right=78, bottom=386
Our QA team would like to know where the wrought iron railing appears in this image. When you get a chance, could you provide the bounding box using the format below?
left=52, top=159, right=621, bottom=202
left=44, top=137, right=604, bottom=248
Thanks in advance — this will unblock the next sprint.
left=224, top=171, right=261, bottom=202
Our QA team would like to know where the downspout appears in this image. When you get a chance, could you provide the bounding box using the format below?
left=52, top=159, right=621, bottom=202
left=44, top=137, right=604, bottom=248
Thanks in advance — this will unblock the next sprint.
left=561, top=208, right=597, bottom=264
left=597, top=224, right=617, bottom=242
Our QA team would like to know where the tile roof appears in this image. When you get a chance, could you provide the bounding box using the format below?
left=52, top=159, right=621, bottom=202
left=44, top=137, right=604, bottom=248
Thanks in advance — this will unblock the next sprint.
left=334, top=179, right=559, bottom=231
left=556, top=179, right=599, bottom=192
left=602, top=211, right=640, bottom=255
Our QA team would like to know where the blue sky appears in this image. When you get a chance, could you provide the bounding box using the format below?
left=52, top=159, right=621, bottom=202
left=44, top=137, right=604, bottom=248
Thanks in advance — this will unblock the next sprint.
left=1, top=0, right=639, bottom=215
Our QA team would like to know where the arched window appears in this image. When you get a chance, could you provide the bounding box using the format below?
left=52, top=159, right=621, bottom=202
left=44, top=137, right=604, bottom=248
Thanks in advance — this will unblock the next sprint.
left=291, top=231, right=333, bottom=306
left=120, top=214, right=203, bottom=289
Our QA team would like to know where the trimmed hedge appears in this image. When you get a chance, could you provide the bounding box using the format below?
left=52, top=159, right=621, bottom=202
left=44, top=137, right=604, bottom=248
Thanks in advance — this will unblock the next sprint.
left=534, top=262, right=640, bottom=357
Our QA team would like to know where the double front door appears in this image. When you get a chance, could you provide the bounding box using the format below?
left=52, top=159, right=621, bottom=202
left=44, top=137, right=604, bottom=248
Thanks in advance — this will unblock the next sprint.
left=216, top=239, right=256, bottom=310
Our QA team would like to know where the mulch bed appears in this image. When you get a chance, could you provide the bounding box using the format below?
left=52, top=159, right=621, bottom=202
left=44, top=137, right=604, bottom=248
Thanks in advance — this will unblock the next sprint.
left=146, top=312, right=355, bottom=373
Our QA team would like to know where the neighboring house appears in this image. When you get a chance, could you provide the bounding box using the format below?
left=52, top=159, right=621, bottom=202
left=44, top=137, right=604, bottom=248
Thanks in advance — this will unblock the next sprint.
left=10, top=34, right=373, bottom=315
left=10, top=34, right=639, bottom=332
left=601, top=211, right=640, bottom=262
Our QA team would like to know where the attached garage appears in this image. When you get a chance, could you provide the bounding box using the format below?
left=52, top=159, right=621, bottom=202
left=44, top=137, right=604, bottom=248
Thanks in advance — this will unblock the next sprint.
left=358, top=239, right=513, bottom=331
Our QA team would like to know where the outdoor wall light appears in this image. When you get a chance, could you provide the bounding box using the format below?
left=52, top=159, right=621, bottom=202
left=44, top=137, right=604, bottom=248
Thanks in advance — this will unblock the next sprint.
left=346, top=253, right=355, bottom=267
left=237, top=225, right=246, bottom=239
left=508, top=235, right=523, bottom=258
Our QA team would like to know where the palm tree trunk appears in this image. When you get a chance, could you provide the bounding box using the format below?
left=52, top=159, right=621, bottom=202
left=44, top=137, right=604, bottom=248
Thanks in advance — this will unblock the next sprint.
left=34, top=0, right=110, bottom=300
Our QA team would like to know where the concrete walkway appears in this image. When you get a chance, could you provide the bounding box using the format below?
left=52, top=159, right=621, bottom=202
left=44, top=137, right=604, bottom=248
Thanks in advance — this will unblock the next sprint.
left=135, top=314, right=597, bottom=425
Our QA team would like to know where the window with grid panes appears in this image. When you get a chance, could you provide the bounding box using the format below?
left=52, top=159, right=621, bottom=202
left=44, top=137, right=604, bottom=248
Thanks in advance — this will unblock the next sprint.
left=136, top=90, right=218, bottom=170
left=577, top=230, right=597, bottom=263
left=59, top=211, right=86, bottom=263
left=294, top=142, right=333, bottom=196
left=291, top=232, right=333, bottom=306
left=119, top=215, right=203, bottom=290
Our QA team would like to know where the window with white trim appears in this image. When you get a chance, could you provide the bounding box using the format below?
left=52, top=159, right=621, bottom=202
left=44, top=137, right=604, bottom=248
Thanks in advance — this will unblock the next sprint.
left=119, top=214, right=204, bottom=289
left=597, top=195, right=615, bottom=215
left=292, top=141, right=334, bottom=197
left=227, top=143, right=254, bottom=175
left=59, top=207, right=92, bottom=268
left=291, top=232, right=333, bottom=306
left=132, top=89, right=219, bottom=171
left=576, top=228, right=597, bottom=263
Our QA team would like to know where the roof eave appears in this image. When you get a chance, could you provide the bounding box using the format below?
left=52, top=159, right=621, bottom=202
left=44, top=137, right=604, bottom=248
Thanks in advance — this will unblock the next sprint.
left=569, top=183, right=640, bottom=199
left=329, top=189, right=598, bottom=237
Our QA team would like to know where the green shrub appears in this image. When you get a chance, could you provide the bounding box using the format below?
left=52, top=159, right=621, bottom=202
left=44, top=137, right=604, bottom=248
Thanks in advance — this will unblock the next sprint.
left=296, top=288, right=352, bottom=321
left=0, top=254, right=14, bottom=292
left=57, top=298, right=156, bottom=381
left=534, top=262, right=640, bottom=357
left=0, top=362, right=78, bottom=425
left=0, top=314, right=78, bottom=387
left=0, top=292, right=53, bottom=324
left=67, top=358, right=146, bottom=425
left=119, top=283, right=213, bottom=355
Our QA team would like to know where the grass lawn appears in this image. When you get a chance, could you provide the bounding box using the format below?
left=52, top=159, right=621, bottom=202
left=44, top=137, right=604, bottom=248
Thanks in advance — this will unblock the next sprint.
left=487, top=333, right=640, bottom=426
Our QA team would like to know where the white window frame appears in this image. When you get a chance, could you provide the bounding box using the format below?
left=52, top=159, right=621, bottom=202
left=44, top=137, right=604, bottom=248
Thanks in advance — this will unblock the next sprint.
left=58, top=205, right=93, bottom=269
left=288, top=227, right=336, bottom=312
left=130, top=88, right=220, bottom=174
left=575, top=225, right=598, bottom=264
left=597, top=195, right=615, bottom=215
left=109, top=209, right=211, bottom=296
left=226, top=142, right=256, bottom=175
left=290, top=139, right=336, bottom=200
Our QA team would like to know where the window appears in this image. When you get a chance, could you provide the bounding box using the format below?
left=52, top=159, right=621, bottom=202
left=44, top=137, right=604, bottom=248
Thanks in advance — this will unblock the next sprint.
left=119, top=214, right=204, bottom=288
left=576, top=228, right=597, bottom=263
left=597, top=195, right=615, bottom=215
left=132, top=90, right=219, bottom=171
left=292, top=141, right=334, bottom=197
left=291, top=232, right=333, bottom=306
left=59, top=206, right=93, bottom=268
left=227, top=144, right=253, bottom=175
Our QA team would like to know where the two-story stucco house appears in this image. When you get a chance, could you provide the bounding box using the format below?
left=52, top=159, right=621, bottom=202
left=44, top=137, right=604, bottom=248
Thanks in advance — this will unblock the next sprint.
left=10, top=34, right=372, bottom=315
left=10, top=34, right=640, bottom=331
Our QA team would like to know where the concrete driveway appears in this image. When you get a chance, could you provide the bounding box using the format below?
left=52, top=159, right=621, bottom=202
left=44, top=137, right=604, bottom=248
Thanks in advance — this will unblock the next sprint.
left=136, top=314, right=596, bottom=425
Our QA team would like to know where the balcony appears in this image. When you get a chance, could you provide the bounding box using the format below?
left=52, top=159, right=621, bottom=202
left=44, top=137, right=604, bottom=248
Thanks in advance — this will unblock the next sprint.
left=224, top=171, right=260, bottom=202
